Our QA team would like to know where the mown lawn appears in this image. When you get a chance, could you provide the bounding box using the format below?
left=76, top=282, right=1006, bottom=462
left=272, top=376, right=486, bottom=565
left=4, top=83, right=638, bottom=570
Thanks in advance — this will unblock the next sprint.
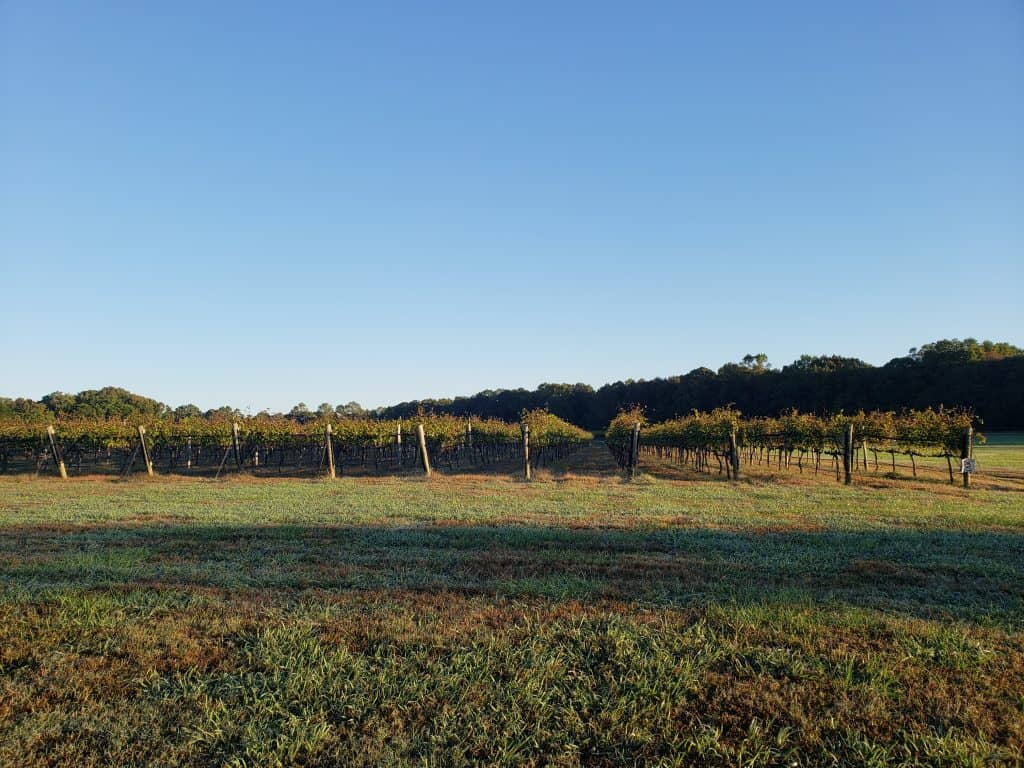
left=1, top=449, right=1022, bottom=766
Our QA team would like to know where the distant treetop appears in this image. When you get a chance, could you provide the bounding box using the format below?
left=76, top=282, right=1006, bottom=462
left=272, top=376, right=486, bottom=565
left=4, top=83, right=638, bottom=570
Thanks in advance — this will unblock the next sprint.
left=718, top=353, right=772, bottom=377
left=907, top=338, right=1023, bottom=366
left=783, top=355, right=872, bottom=374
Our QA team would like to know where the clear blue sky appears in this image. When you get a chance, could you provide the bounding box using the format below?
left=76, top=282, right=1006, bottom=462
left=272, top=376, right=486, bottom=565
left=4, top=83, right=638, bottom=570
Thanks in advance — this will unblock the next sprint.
left=2, top=1, right=1021, bottom=412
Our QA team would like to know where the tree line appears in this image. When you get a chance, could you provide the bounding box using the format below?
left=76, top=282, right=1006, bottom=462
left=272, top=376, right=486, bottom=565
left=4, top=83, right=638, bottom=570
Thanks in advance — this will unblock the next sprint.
left=0, top=390, right=366, bottom=425
left=2, top=338, right=1022, bottom=431
left=378, top=339, right=1024, bottom=431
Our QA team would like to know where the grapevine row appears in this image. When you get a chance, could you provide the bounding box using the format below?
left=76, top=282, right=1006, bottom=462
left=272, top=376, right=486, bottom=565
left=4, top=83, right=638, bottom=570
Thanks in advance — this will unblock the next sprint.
left=0, top=411, right=592, bottom=478
left=606, top=407, right=979, bottom=485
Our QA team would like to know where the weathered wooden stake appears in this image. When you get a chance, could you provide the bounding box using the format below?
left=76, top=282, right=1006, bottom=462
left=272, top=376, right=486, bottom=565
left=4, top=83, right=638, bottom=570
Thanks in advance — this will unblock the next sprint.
left=396, top=422, right=402, bottom=468
left=231, top=422, right=242, bottom=470
left=729, top=428, right=740, bottom=480
left=961, top=427, right=973, bottom=489
left=842, top=423, right=854, bottom=485
left=138, top=425, right=154, bottom=476
left=46, top=425, right=68, bottom=480
left=630, top=422, right=641, bottom=480
left=522, top=423, right=531, bottom=480
left=417, top=423, right=431, bottom=476
left=325, top=424, right=336, bottom=480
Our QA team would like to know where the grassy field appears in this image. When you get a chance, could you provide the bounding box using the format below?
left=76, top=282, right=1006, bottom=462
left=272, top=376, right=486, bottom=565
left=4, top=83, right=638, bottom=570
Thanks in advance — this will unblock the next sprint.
left=976, top=432, right=1024, bottom=473
left=1, top=443, right=1022, bottom=766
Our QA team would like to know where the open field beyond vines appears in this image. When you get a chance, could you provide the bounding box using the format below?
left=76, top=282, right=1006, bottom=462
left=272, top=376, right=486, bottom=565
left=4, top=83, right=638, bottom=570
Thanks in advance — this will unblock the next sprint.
left=1, top=442, right=1023, bottom=767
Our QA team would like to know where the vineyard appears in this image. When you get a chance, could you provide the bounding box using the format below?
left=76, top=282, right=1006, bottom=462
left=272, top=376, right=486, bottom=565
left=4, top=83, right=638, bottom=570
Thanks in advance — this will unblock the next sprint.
left=606, top=407, right=980, bottom=486
left=0, top=411, right=592, bottom=478
left=0, top=403, right=990, bottom=487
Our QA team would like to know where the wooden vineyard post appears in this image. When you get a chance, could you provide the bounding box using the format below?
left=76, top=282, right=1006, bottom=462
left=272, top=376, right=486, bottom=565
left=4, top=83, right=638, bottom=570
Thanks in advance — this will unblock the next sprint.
left=417, top=423, right=432, bottom=477
left=630, top=422, right=641, bottom=480
left=46, top=426, right=68, bottom=480
left=960, top=427, right=973, bottom=489
left=396, top=422, right=402, bottom=468
left=325, top=424, right=336, bottom=480
left=842, top=423, right=854, bottom=485
left=138, top=426, right=154, bottom=477
left=522, top=423, right=531, bottom=481
left=729, top=428, right=740, bottom=480
left=231, top=422, right=243, bottom=470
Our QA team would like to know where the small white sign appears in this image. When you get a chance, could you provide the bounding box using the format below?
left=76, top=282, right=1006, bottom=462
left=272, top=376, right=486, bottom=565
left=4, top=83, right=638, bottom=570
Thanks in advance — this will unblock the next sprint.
left=961, top=458, right=977, bottom=474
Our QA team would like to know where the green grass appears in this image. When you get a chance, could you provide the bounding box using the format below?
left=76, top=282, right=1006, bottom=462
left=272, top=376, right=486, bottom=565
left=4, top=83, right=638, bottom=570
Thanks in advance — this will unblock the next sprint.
left=976, top=431, right=1024, bottom=473
left=1, top=452, right=1022, bottom=766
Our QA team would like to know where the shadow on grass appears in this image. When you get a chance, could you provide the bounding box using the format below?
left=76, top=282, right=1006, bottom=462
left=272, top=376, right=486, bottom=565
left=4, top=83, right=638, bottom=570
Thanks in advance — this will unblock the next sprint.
left=2, top=522, right=1022, bottom=625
